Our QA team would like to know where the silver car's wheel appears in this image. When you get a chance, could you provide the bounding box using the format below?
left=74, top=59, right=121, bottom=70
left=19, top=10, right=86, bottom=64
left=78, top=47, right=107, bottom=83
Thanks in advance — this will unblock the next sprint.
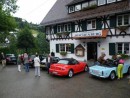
left=84, top=66, right=89, bottom=72
left=110, top=71, right=116, bottom=80
left=68, top=70, right=73, bottom=78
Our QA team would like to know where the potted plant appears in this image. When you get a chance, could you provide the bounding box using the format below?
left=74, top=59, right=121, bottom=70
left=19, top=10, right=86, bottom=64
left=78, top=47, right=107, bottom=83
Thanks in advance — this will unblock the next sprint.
left=56, top=33, right=62, bottom=37
left=60, top=51, right=67, bottom=56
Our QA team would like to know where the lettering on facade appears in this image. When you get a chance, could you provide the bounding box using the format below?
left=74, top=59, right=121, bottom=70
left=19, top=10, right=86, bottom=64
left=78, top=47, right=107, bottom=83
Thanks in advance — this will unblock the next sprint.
left=74, top=31, right=102, bottom=37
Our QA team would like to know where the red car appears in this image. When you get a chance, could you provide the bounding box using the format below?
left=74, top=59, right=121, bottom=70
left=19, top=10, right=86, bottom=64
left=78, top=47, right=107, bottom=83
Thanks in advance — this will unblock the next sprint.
left=49, top=58, right=88, bottom=78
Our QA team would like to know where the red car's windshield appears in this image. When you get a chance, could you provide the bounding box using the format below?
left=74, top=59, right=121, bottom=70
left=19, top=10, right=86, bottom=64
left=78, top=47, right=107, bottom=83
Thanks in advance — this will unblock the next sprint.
left=58, top=60, right=69, bottom=65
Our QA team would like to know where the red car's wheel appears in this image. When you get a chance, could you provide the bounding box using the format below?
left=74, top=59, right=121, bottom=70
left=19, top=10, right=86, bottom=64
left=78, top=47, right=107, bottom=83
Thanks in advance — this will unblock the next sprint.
left=68, top=70, right=73, bottom=78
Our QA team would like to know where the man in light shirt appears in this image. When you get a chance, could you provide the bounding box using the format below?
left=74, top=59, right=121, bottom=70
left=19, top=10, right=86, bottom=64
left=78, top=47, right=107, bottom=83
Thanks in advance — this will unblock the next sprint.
left=34, top=54, right=40, bottom=77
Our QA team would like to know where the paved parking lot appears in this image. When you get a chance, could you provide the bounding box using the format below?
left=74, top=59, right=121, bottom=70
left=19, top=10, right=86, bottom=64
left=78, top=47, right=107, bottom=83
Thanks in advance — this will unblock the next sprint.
left=0, top=65, right=130, bottom=98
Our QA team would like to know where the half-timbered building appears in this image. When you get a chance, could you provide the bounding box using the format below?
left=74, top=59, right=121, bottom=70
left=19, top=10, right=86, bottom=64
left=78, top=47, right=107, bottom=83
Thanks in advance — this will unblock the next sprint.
left=41, top=0, right=130, bottom=61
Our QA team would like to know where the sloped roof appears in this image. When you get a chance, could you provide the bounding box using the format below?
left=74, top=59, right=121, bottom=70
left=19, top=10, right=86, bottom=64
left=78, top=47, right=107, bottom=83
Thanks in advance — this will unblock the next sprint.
left=41, top=0, right=129, bottom=26
left=41, top=0, right=73, bottom=25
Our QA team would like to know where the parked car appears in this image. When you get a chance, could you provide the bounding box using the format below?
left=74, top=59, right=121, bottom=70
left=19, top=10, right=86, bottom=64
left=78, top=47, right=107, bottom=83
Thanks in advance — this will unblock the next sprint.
left=89, top=60, right=130, bottom=80
left=49, top=58, right=88, bottom=78
left=6, top=54, right=17, bottom=64
left=40, top=57, right=60, bottom=69
left=28, top=55, right=36, bottom=67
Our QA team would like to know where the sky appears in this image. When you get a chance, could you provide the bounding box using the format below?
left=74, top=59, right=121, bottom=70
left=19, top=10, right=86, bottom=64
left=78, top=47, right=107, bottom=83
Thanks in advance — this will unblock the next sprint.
left=13, top=0, right=57, bottom=24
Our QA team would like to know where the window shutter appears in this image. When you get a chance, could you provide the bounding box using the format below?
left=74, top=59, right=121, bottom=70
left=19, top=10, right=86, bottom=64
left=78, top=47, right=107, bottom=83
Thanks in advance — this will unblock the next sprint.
left=54, top=25, right=57, bottom=34
left=56, top=44, right=59, bottom=53
left=96, top=18, right=102, bottom=30
left=71, top=44, right=74, bottom=53
left=109, top=43, right=116, bottom=55
left=81, top=20, right=86, bottom=31
left=71, top=22, right=75, bottom=32
left=110, top=16, right=116, bottom=28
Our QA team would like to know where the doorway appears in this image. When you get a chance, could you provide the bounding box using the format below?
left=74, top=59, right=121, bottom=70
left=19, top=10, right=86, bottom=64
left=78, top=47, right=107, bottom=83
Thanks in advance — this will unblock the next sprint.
left=87, top=42, right=97, bottom=61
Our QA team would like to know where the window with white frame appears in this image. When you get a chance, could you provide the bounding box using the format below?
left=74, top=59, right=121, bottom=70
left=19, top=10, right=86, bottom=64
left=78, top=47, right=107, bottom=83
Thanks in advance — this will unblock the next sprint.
left=117, top=14, right=129, bottom=26
left=87, top=19, right=96, bottom=30
left=107, top=0, right=116, bottom=3
left=46, top=27, right=51, bottom=35
left=82, top=2, right=88, bottom=9
left=116, top=43, right=130, bottom=54
left=57, top=25, right=63, bottom=33
left=75, top=23, right=82, bottom=32
left=75, top=4, right=81, bottom=11
left=64, top=24, right=71, bottom=32
left=69, top=6, right=74, bottom=13
left=66, top=44, right=71, bottom=52
left=60, top=44, right=65, bottom=51
left=98, top=0, right=106, bottom=6
left=59, top=44, right=71, bottom=53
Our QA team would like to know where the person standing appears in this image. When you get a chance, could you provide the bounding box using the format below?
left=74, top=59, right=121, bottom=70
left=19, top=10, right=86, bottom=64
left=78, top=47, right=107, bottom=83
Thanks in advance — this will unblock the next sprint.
left=23, top=53, right=29, bottom=72
left=1, top=52, right=6, bottom=67
left=34, top=54, right=40, bottom=77
left=46, top=54, right=52, bottom=74
left=17, top=54, right=22, bottom=72
left=117, top=55, right=124, bottom=79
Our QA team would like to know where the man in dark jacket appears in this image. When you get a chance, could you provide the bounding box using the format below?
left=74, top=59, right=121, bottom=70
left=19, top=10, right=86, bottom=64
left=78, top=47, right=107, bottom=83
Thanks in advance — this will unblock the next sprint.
left=46, top=54, right=53, bottom=74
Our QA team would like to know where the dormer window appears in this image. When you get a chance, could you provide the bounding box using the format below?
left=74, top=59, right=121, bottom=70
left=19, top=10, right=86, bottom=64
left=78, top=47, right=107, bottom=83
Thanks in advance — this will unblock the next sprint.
left=82, top=2, right=88, bottom=9
left=89, top=0, right=97, bottom=6
left=69, top=6, right=74, bottom=13
left=107, top=0, right=116, bottom=4
left=98, top=0, right=106, bottom=6
left=75, top=4, right=81, bottom=11
left=98, top=0, right=122, bottom=6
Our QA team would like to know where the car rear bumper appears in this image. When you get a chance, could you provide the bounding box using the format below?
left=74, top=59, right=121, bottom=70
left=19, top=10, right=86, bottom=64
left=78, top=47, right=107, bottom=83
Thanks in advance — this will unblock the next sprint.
left=49, top=69, right=68, bottom=76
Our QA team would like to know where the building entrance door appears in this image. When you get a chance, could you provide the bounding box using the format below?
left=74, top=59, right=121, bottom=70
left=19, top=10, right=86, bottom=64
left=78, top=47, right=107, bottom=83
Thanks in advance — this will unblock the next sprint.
left=87, top=42, right=97, bottom=61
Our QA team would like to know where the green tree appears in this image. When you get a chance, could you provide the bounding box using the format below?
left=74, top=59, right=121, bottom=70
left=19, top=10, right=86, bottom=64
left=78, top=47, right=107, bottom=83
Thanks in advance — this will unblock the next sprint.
left=17, top=28, right=35, bottom=52
left=36, top=32, right=49, bottom=54
left=0, top=1, right=17, bottom=43
left=7, top=33, right=17, bottom=54
left=0, top=0, right=18, bottom=13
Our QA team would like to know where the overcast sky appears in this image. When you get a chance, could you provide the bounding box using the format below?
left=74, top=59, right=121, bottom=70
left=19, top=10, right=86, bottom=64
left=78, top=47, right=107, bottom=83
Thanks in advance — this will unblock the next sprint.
left=13, top=0, right=57, bottom=24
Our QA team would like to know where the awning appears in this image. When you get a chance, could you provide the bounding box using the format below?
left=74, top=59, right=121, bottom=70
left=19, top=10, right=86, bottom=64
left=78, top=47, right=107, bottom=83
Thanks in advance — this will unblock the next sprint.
left=73, top=29, right=109, bottom=39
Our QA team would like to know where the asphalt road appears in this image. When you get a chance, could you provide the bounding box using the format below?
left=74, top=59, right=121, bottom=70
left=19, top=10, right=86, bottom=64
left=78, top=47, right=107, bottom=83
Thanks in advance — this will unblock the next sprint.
left=0, top=65, right=130, bottom=98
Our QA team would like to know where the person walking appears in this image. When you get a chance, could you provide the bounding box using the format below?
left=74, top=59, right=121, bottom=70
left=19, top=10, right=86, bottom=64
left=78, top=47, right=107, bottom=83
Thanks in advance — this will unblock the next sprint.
left=23, top=53, right=29, bottom=72
left=34, top=54, right=40, bottom=77
left=1, top=52, right=6, bottom=67
left=17, top=54, right=22, bottom=72
left=46, top=54, right=52, bottom=74
left=116, top=55, right=124, bottom=79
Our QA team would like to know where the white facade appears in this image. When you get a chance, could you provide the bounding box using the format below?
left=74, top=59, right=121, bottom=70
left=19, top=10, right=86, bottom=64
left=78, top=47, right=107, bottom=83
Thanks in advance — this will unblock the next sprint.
left=49, top=29, right=130, bottom=62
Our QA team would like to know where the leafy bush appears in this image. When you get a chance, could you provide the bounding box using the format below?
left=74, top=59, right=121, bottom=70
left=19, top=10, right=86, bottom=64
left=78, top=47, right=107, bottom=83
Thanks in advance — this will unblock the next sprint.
left=60, top=51, right=67, bottom=56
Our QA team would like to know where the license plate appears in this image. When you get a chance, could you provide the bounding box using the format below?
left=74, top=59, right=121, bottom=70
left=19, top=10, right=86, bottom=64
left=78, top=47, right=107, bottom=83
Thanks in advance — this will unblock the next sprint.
left=52, top=71, right=58, bottom=74
left=93, top=70, right=99, bottom=75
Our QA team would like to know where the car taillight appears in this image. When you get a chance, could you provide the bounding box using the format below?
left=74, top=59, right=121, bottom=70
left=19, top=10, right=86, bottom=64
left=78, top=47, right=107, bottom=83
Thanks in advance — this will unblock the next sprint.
left=7, top=57, right=10, bottom=60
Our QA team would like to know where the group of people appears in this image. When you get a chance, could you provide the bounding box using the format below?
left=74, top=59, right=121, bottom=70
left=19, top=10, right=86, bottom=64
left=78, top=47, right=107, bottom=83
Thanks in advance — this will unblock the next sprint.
left=17, top=53, right=41, bottom=77
left=17, top=53, right=53, bottom=77
left=97, top=52, right=125, bottom=80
